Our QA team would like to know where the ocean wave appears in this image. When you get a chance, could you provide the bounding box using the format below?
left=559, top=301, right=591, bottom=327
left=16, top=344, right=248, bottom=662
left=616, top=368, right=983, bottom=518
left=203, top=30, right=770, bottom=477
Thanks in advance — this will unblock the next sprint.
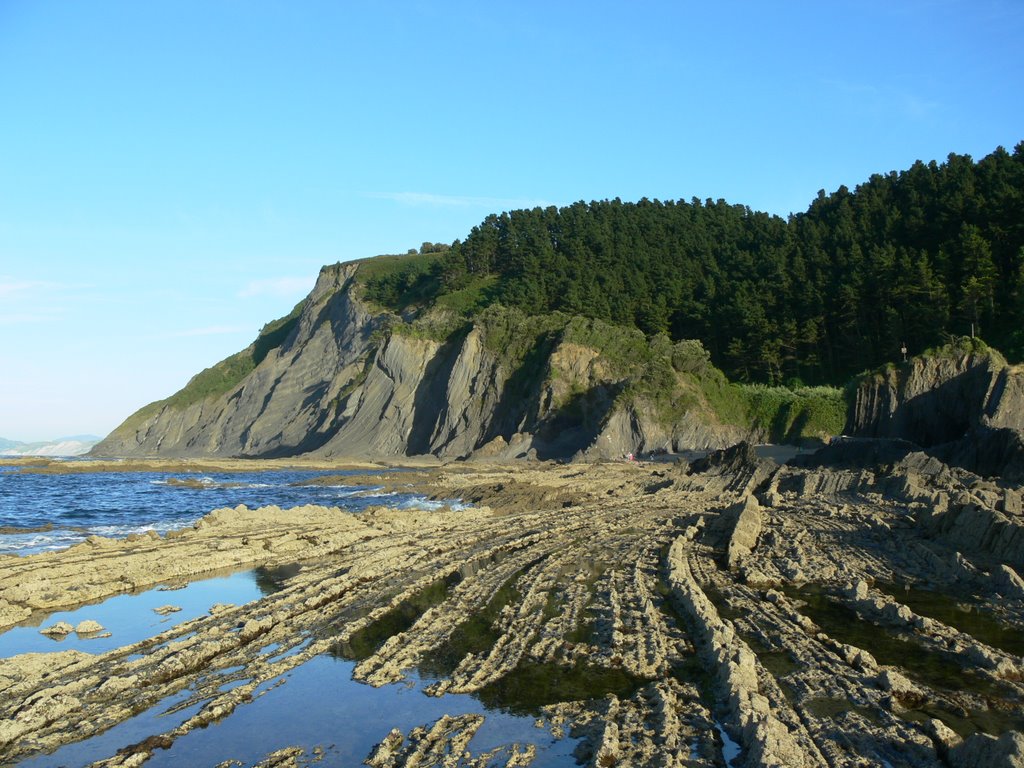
left=356, top=491, right=404, bottom=500
left=90, top=520, right=184, bottom=537
left=0, top=520, right=191, bottom=556
left=313, top=487, right=384, bottom=501
left=0, top=530, right=87, bottom=554
left=387, top=496, right=472, bottom=512
left=316, top=484, right=384, bottom=492
left=151, top=476, right=251, bottom=490
left=337, top=490, right=473, bottom=512
left=149, top=477, right=221, bottom=487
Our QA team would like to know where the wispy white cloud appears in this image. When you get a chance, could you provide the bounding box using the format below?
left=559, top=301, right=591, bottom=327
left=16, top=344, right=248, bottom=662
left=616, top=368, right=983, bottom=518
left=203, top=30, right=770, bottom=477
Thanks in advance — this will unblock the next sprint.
left=0, top=312, right=61, bottom=326
left=238, top=277, right=312, bottom=299
left=162, top=325, right=250, bottom=338
left=367, top=191, right=552, bottom=210
left=0, top=287, right=69, bottom=324
left=0, top=279, right=51, bottom=298
left=0, top=277, right=93, bottom=298
left=902, top=94, right=941, bottom=119
left=818, top=78, right=941, bottom=120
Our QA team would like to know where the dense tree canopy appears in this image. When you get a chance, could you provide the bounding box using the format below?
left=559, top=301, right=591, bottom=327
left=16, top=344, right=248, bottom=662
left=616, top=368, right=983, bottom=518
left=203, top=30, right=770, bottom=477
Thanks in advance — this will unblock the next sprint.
left=372, top=144, right=1024, bottom=385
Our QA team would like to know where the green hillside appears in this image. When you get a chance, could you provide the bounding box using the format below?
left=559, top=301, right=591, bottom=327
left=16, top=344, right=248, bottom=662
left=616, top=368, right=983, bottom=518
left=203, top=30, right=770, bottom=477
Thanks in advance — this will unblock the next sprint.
left=112, top=299, right=307, bottom=432
left=360, top=143, right=1024, bottom=387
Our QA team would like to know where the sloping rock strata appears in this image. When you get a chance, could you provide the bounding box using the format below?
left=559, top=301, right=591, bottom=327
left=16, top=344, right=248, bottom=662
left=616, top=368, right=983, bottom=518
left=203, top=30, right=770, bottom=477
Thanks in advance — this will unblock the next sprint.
left=846, top=344, right=1024, bottom=480
left=92, top=264, right=747, bottom=462
left=2, top=455, right=1023, bottom=766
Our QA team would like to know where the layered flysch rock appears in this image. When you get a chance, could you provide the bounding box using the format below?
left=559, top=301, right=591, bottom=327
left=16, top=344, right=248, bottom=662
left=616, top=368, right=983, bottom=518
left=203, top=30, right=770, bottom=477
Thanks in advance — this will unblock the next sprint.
left=846, top=343, right=1024, bottom=480
left=93, top=263, right=743, bottom=461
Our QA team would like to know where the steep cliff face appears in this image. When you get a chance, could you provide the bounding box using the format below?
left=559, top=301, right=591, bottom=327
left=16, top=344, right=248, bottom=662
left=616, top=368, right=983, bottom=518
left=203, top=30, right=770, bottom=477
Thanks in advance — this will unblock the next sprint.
left=94, top=263, right=383, bottom=457
left=846, top=342, right=1024, bottom=479
left=846, top=346, right=1002, bottom=445
left=93, top=263, right=751, bottom=460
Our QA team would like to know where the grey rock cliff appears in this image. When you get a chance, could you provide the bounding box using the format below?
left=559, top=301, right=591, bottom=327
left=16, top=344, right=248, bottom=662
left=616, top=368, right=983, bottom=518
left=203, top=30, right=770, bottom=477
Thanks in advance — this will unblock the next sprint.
left=93, top=264, right=741, bottom=460
left=95, top=263, right=383, bottom=458
left=845, top=345, right=1024, bottom=480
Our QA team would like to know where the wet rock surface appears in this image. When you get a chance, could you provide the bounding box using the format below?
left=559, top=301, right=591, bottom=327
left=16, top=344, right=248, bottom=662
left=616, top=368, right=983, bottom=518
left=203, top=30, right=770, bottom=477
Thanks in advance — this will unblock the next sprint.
left=1, top=456, right=1023, bottom=766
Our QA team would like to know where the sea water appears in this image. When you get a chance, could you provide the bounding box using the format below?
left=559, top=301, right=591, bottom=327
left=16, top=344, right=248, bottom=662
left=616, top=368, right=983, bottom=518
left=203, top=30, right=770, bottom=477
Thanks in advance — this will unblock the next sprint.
left=0, top=464, right=461, bottom=555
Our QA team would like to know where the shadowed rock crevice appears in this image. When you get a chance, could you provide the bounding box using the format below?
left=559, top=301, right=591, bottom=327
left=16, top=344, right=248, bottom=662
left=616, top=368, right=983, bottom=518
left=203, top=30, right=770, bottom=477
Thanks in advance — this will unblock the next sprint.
left=406, top=328, right=471, bottom=456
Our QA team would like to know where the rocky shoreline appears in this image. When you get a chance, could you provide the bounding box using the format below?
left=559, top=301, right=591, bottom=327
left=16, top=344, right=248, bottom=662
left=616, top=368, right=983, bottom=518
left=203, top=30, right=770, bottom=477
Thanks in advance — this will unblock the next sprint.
left=1, top=451, right=1023, bottom=767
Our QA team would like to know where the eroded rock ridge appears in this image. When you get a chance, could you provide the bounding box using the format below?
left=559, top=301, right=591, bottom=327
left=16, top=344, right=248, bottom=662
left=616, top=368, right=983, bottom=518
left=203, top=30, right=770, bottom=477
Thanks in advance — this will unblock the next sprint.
left=3, top=454, right=1023, bottom=766
left=847, top=343, right=1024, bottom=481
left=92, top=263, right=745, bottom=461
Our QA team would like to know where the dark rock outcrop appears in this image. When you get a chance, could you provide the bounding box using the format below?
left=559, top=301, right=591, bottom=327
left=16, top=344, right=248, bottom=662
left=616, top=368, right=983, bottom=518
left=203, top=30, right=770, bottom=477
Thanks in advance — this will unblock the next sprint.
left=846, top=348, right=1002, bottom=447
left=788, top=437, right=920, bottom=471
left=845, top=343, right=1024, bottom=480
left=773, top=433, right=1024, bottom=570
left=689, top=441, right=761, bottom=476
left=684, top=441, right=775, bottom=495
left=932, top=426, right=1024, bottom=483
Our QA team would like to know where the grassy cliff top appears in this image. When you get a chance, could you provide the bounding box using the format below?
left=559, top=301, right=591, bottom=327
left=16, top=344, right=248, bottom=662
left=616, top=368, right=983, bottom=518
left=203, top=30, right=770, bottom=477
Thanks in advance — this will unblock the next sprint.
left=851, top=336, right=1008, bottom=390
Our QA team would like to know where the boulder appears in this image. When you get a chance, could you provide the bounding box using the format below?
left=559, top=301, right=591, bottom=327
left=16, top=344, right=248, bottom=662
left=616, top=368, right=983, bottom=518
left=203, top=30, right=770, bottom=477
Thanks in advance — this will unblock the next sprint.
left=949, top=730, right=1024, bottom=768
left=726, top=496, right=762, bottom=568
left=40, top=621, right=74, bottom=637
left=994, top=565, right=1024, bottom=601
left=877, top=669, right=921, bottom=699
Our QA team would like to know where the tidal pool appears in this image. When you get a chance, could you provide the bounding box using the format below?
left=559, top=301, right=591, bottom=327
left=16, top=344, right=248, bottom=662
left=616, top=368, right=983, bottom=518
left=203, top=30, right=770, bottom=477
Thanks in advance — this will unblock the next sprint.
left=18, top=652, right=582, bottom=767
left=784, top=584, right=1024, bottom=738
left=0, top=567, right=281, bottom=658
left=876, top=581, right=1024, bottom=657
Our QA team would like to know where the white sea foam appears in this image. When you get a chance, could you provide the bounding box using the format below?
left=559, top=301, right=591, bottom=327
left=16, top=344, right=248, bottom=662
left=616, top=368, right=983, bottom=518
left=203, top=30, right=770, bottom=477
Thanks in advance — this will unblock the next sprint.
left=90, top=521, right=182, bottom=538
left=316, top=485, right=382, bottom=496
left=0, top=530, right=85, bottom=554
left=394, top=497, right=471, bottom=512
left=149, top=476, right=222, bottom=487
left=0, top=521, right=188, bottom=555
left=1, top=470, right=472, bottom=557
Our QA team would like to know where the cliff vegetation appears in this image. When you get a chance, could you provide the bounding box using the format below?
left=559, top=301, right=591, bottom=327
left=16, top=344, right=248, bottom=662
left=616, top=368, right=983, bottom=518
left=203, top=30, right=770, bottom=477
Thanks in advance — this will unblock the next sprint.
left=361, top=144, right=1024, bottom=386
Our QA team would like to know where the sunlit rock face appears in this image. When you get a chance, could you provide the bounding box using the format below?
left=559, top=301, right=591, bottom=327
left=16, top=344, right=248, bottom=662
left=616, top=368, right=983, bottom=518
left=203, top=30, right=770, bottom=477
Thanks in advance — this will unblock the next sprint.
left=92, top=262, right=744, bottom=462
left=846, top=344, right=1024, bottom=480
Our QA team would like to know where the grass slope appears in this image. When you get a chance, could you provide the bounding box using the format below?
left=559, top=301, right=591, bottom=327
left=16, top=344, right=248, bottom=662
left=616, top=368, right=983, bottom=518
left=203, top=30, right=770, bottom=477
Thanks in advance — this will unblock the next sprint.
left=107, top=300, right=307, bottom=436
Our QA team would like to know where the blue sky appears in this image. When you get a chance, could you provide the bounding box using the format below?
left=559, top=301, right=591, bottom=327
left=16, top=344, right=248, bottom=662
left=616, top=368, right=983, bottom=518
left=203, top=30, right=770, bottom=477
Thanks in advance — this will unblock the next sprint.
left=1, top=0, right=1022, bottom=441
